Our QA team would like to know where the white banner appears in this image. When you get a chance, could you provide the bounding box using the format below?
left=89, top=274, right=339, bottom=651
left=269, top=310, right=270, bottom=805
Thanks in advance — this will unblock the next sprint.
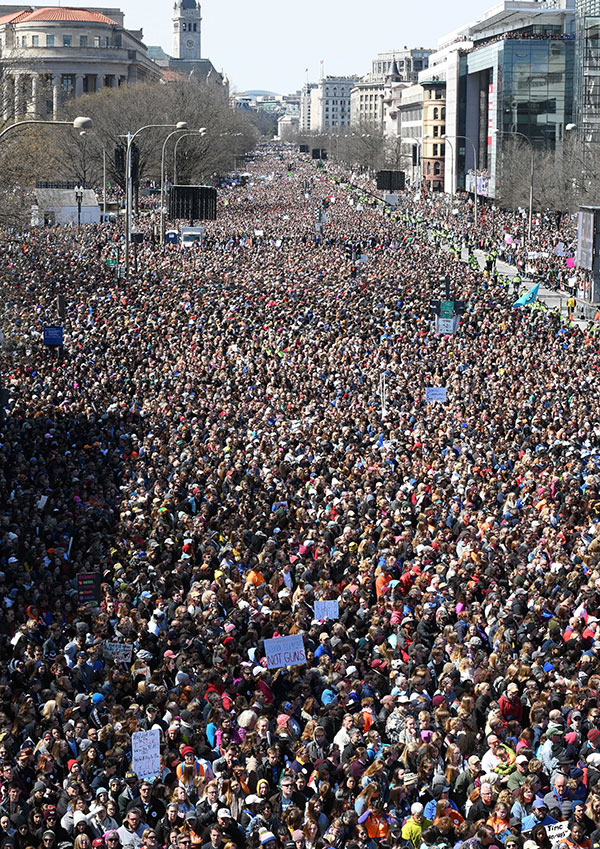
left=264, top=635, right=306, bottom=669
left=131, top=729, right=161, bottom=780
left=314, top=600, right=339, bottom=620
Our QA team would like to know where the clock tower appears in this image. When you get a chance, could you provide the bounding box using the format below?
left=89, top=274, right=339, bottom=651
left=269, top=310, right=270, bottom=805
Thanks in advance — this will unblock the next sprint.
left=172, top=0, right=201, bottom=61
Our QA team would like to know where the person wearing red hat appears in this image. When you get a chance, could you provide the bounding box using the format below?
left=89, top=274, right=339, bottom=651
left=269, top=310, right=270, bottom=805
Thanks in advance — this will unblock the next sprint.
left=176, top=748, right=205, bottom=791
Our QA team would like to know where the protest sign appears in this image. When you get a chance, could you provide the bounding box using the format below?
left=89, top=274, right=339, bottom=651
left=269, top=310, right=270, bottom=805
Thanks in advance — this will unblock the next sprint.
left=545, top=822, right=569, bottom=848
left=264, top=635, right=306, bottom=669
left=77, top=572, right=101, bottom=604
left=314, top=600, right=339, bottom=620
left=43, top=326, right=63, bottom=347
left=103, top=642, right=133, bottom=663
left=131, top=729, right=161, bottom=780
left=425, top=387, right=447, bottom=403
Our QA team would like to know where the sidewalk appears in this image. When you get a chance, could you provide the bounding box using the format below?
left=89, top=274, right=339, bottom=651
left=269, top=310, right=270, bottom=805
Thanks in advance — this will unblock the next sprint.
left=469, top=248, right=589, bottom=330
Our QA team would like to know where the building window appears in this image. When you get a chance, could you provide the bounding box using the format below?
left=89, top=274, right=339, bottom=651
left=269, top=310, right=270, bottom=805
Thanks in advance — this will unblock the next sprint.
left=63, top=35, right=72, bottom=46
left=21, top=35, right=27, bottom=46
left=440, top=144, right=445, bottom=156
left=193, top=23, right=197, bottom=31
left=433, top=144, right=438, bottom=156
left=32, top=35, right=39, bottom=46
left=182, top=22, right=186, bottom=31
left=433, top=107, right=439, bottom=119
left=433, top=125, right=439, bottom=137
left=47, top=35, right=55, bottom=46
left=94, top=36, right=100, bottom=47
left=434, top=162, right=441, bottom=175
left=80, top=35, right=87, bottom=46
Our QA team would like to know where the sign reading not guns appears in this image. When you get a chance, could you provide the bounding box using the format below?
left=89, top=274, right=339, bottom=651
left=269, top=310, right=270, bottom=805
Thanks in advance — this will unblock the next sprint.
left=264, top=635, right=307, bottom=669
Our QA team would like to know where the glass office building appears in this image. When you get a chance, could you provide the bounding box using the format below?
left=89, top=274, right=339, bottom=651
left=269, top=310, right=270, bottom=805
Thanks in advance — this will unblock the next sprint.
left=461, top=34, right=575, bottom=196
left=576, top=0, right=600, bottom=143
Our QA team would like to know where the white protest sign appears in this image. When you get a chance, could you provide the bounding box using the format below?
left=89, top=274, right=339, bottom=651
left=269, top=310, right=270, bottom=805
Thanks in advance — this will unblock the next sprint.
left=425, top=387, right=447, bottom=403
left=314, top=600, right=339, bottom=620
left=436, top=317, right=456, bottom=335
left=264, top=635, right=306, bottom=669
left=131, top=729, right=161, bottom=780
left=545, top=822, right=569, bottom=848
left=103, top=641, right=133, bottom=663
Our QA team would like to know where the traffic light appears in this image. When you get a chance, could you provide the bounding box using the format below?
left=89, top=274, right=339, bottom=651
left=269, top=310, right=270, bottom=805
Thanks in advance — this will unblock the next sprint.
left=350, top=265, right=357, bottom=279
left=115, top=145, right=125, bottom=173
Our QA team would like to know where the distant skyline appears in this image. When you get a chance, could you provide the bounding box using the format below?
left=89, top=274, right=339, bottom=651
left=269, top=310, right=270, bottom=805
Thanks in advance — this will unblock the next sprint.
left=116, top=0, right=491, bottom=93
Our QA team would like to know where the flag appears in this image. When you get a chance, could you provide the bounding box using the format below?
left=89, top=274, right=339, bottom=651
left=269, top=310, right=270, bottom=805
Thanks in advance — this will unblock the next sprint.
left=513, top=282, right=540, bottom=308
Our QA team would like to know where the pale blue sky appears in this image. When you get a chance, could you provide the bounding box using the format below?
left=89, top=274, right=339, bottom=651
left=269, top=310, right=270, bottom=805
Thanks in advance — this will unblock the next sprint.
left=118, top=0, right=490, bottom=93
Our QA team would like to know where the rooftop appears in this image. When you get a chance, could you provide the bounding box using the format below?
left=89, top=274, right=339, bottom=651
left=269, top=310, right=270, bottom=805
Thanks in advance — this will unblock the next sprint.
left=0, top=6, right=118, bottom=25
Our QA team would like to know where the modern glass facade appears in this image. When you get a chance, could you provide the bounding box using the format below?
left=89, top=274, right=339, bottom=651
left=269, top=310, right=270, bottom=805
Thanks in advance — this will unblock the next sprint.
left=462, top=36, right=575, bottom=196
left=576, top=0, right=600, bottom=143
left=500, top=39, right=575, bottom=144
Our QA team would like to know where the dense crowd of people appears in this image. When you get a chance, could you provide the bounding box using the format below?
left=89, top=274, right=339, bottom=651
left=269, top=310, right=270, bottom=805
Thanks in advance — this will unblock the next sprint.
left=0, top=144, right=599, bottom=849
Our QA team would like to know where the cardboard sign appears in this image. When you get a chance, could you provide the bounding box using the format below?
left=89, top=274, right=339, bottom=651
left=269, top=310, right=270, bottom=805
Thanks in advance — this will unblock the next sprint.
left=43, top=326, right=63, bottom=347
left=545, top=822, right=569, bottom=848
left=264, top=635, right=306, bottom=669
left=77, top=572, right=101, bottom=605
left=103, top=642, right=133, bottom=663
left=314, top=600, right=339, bottom=620
left=425, top=387, right=447, bottom=403
left=132, top=729, right=161, bottom=780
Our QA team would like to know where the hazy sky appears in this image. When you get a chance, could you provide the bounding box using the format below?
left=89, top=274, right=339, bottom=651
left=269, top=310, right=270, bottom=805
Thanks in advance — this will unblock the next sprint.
left=118, top=0, right=490, bottom=93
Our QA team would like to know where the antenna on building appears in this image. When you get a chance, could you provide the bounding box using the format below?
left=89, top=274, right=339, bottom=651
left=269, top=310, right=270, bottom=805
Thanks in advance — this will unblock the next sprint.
left=320, top=59, right=324, bottom=80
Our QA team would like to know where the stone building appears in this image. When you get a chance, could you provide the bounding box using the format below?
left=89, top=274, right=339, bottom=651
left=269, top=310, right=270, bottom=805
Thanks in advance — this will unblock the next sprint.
left=0, top=5, right=160, bottom=119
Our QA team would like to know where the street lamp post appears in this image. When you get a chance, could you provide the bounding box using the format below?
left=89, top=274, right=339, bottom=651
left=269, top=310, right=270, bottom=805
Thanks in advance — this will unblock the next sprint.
left=173, top=128, right=208, bottom=185
left=441, top=136, right=454, bottom=221
left=444, top=134, right=479, bottom=227
left=74, top=184, right=83, bottom=230
left=0, top=115, right=92, bottom=142
left=401, top=136, right=422, bottom=190
left=124, top=121, right=188, bottom=274
left=159, top=124, right=193, bottom=244
left=494, top=128, right=534, bottom=241
left=78, top=130, right=106, bottom=216
left=566, top=123, right=583, bottom=198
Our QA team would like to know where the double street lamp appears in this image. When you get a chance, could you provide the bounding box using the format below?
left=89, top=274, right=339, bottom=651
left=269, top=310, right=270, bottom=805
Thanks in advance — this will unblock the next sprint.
left=124, top=121, right=188, bottom=273
left=494, top=128, right=534, bottom=241
left=159, top=126, right=207, bottom=244
left=443, top=134, right=479, bottom=226
left=173, top=128, right=208, bottom=185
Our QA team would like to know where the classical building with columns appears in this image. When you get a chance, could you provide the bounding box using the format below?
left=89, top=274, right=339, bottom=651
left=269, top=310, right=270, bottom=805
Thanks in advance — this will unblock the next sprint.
left=0, top=5, right=160, bottom=119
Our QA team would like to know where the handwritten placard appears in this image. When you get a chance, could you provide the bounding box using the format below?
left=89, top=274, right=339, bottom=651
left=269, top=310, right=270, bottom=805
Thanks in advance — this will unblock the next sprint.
left=314, top=600, right=339, bottom=620
left=264, top=635, right=306, bottom=669
left=103, top=642, right=133, bottom=663
left=131, top=729, right=161, bottom=780
left=545, top=822, right=569, bottom=847
left=425, top=387, right=447, bottom=403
